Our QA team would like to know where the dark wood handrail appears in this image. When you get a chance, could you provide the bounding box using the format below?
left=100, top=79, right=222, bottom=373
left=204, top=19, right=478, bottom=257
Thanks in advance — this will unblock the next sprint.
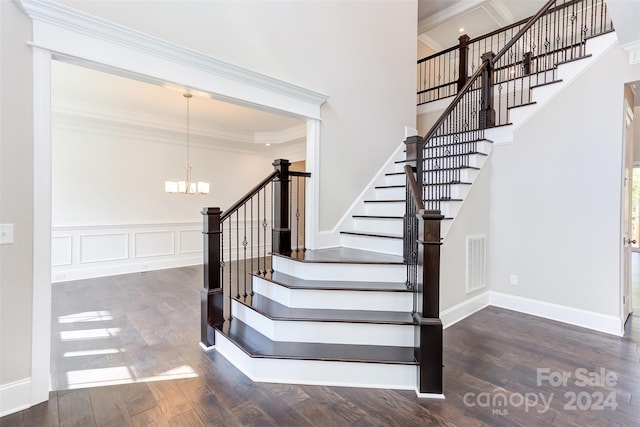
left=417, top=0, right=582, bottom=65
left=491, top=0, right=556, bottom=65
left=417, top=44, right=458, bottom=64
left=467, top=0, right=583, bottom=45
left=221, top=170, right=279, bottom=222
left=404, top=165, right=425, bottom=211
left=422, top=0, right=559, bottom=142
left=422, top=60, right=487, bottom=142
left=290, top=171, right=312, bottom=178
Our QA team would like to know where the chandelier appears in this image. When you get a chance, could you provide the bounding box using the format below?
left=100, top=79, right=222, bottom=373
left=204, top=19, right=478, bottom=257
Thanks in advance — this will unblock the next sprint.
left=164, top=93, right=210, bottom=194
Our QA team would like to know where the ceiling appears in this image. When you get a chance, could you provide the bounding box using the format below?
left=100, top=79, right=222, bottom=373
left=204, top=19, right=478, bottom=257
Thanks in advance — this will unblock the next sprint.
left=52, top=60, right=306, bottom=148
left=418, top=0, right=543, bottom=51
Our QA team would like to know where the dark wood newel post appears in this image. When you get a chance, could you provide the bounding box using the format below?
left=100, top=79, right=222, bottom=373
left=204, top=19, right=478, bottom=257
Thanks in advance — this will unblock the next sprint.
left=479, top=51, right=496, bottom=129
left=415, top=209, right=444, bottom=395
left=404, top=135, right=424, bottom=189
left=272, top=159, right=292, bottom=256
left=201, top=207, right=224, bottom=347
left=457, top=34, right=470, bottom=92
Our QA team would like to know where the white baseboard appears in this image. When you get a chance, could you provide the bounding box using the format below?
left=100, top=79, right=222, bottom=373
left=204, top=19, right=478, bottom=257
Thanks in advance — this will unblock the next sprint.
left=0, top=378, right=31, bottom=417
left=52, top=256, right=202, bottom=283
left=490, top=291, right=623, bottom=337
left=441, top=292, right=491, bottom=329
left=440, top=291, right=622, bottom=336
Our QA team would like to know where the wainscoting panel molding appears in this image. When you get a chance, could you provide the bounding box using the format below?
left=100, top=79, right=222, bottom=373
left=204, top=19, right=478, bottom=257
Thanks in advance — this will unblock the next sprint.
left=134, top=230, right=175, bottom=258
left=52, top=222, right=203, bottom=282
left=179, top=229, right=202, bottom=254
left=51, top=235, right=72, bottom=266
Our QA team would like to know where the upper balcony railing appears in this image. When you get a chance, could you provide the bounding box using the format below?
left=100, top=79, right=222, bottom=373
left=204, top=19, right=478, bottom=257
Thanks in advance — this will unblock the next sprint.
left=417, top=0, right=613, bottom=105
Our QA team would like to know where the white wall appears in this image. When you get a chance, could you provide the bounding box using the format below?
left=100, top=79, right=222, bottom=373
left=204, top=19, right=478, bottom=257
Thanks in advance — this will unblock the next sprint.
left=0, top=0, right=34, bottom=412
left=51, top=112, right=297, bottom=280
left=54, top=0, right=418, bottom=231
left=489, top=46, right=639, bottom=319
left=440, top=162, right=491, bottom=312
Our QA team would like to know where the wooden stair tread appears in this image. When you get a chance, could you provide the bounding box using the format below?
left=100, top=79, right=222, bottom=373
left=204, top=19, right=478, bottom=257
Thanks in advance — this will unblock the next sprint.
left=340, top=231, right=403, bottom=240
left=425, top=137, right=494, bottom=146
left=352, top=215, right=403, bottom=219
left=219, top=320, right=417, bottom=364
left=424, top=198, right=462, bottom=202
left=235, top=294, right=414, bottom=325
left=386, top=165, right=479, bottom=176
left=555, top=53, right=592, bottom=67
left=508, top=101, right=537, bottom=110
left=530, top=79, right=563, bottom=89
left=253, top=271, right=410, bottom=292
left=424, top=181, right=472, bottom=186
left=395, top=151, right=487, bottom=164
left=274, top=247, right=403, bottom=264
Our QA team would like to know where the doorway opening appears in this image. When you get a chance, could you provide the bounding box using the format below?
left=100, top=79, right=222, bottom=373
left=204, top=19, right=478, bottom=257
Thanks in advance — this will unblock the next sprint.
left=49, top=59, right=307, bottom=391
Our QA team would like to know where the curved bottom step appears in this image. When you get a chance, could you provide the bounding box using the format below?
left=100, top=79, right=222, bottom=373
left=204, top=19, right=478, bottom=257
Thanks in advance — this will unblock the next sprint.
left=211, top=320, right=418, bottom=390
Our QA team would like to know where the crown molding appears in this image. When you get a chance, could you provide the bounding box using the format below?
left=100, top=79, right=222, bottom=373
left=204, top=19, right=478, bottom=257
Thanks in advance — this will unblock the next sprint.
left=418, top=0, right=486, bottom=36
left=417, top=34, right=443, bottom=53
left=622, top=40, right=640, bottom=65
left=254, top=124, right=306, bottom=145
left=52, top=103, right=304, bottom=147
left=19, top=0, right=329, bottom=111
left=484, top=0, right=514, bottom=28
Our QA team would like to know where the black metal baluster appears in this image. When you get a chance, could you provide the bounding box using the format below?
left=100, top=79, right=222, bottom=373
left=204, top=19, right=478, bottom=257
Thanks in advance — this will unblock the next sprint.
left=242, top=205, right=247, bottom=299
left=263, top=183, right=268, bottom=276
left=221, top=221, right=228, bottom=320
left=235, top=211, right=240, bottom=299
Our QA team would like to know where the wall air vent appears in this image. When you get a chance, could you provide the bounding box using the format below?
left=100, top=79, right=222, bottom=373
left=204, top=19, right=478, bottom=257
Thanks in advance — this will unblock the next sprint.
left=466, top=235, right=486, bottom=294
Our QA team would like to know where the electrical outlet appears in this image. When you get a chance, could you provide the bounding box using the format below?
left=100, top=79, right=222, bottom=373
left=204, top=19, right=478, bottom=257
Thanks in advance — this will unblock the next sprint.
left=510, top=274, right=519, bottom=285
left=0, top=224, right=14, bottom=244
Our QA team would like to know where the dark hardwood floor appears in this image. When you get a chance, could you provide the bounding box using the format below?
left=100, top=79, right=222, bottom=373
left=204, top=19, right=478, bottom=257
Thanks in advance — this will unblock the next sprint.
left=2, top=258, right=639, bottom=426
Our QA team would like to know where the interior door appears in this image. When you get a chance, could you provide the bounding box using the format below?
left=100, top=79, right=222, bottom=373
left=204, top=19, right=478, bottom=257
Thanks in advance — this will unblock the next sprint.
left=623, top=103, right=635, bottom=321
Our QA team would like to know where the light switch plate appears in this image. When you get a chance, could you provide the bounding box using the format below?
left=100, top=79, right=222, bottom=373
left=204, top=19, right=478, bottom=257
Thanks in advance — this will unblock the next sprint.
left=0, top=224, right=14, bottom=244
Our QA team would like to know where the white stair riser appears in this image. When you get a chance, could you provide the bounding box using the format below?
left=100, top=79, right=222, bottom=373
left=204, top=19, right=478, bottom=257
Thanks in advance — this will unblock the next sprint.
left=272, top=255, right=406, bottom=282
left=214, top=330, right=417, bottom=390
left=365, top=201, right=404, bottom=216
left=424, top=200, right=461, bottom=218
left=422, top=153, right=487, bottom=169
left=451, top=184, right=471, bottom=199
left=375, top=186, right=405, bottom=199
left=253, top=276, right=412, bottom=312
left=232, top=300, right=414, bottom=347
left=341, top=234, right=403, bottom=256
left=375, top=183, right=471, bottom=202
left=385, top=174, right=406, bottom=186
left=353, top=217, right=403, bottom=235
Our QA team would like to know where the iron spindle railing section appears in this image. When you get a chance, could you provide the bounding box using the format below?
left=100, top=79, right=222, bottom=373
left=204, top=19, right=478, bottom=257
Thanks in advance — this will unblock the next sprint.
left=421, top=73, right=485, bottom=212
left=200, top=160, right=311, bottom=342
left=404, top=165, right=422, bottom=298
left=417, top=45, right=460, bottom=105
left=220, top=171, right=277, bottom=321
left=418, top=0, right=613, bottom=211
left=416, top=0, right=613, bottom=106
left=290, top=171, right=311, bottom=254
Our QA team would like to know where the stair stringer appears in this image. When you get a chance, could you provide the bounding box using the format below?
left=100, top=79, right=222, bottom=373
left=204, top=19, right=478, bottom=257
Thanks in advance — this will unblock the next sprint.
left=213, top=329, right=418, bottom=390
left=486, top=32, right=618, bottom=145
left=317, top=142, right=407, bottom=248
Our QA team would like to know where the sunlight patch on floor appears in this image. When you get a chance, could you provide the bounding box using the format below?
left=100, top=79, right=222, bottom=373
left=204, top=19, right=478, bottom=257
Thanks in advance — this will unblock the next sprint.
left=64, top=365, right=198, bottom=389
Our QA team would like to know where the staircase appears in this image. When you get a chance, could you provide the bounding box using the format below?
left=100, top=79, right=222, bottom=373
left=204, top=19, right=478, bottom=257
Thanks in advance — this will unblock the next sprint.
left=201, top=0, right=616, bottom=397
left=213, top=247, right=419, bottom=390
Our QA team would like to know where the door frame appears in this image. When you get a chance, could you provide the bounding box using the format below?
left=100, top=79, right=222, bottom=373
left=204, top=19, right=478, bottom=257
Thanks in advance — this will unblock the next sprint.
left=23, top=0, right=327, bottom=407
left=622, top=98, right=635, bottom=323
